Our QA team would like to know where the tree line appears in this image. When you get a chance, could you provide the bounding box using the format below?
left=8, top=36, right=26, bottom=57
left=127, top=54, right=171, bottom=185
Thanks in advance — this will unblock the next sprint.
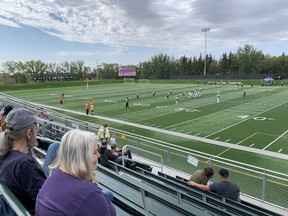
left=1, top=44, right=287, bottom=83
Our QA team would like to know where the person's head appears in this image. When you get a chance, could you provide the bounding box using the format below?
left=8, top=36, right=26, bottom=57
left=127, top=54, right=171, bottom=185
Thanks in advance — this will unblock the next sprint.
left=0, top=105, right=14, bottom=131
left=0, top=108, right=37, bottom=158
left=111, top=143, right=117, bottom=151
left=1, top=105, right=13, bottom=117
left=101, top=139, right=108, bottom=147
left=103, top=124, right=108, bottom=128
left=50, top=129, right=99, bottom=181
left=218, top=168, right=229, bottom=179
left=203, top=167, right=214, bottom=179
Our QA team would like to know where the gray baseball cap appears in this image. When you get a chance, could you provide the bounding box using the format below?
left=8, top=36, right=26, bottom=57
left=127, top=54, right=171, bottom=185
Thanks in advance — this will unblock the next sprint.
left=5, top=108, right=37, bottom=131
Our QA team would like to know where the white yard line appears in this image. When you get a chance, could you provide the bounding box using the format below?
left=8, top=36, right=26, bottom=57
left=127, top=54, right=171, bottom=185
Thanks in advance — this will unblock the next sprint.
left=205, top=99, right=288, bottom=138
left=263, top=130, right=288, bottom=150
left=163, top=90, right=278, bottom=131
left=237, top=133, right=257, bottom=145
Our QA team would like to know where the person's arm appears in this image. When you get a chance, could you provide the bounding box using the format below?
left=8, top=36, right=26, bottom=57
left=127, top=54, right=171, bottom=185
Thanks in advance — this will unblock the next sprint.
left=18, top=158, right=46, bottom=200
left=188, top=181, right=210, bottom=191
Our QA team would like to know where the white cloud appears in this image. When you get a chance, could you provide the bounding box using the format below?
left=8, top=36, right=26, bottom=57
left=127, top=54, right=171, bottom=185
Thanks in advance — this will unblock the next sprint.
left=0, top=17, right=20, bottom=28
left=0, top=0, right=287, bottom=62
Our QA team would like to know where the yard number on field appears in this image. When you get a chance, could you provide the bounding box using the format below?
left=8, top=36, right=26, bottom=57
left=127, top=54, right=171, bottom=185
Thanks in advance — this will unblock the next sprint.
left=237, top=115, right=274, bottom=121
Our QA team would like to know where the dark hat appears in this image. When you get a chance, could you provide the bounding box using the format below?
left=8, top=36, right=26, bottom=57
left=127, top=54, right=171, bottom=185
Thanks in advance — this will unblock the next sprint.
left=2, top=105, right=13, bottom=116
left=101, top=139, right=107, bottom=145
left=5, top=108, right=37, bottom=131
left=218, top=169, right=229, bottom=177
left=111, top=143, right=117, bottom=149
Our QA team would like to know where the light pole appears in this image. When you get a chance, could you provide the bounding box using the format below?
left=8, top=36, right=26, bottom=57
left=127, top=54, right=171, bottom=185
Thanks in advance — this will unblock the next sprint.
left=201, top=27, right=210, bottom=76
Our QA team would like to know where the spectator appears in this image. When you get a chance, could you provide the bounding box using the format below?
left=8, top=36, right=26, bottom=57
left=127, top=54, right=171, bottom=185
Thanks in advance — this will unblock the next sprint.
left=188, top=168, right=240, bottom=202
left=36, top=130, right=116, bottom=216
left=42, top=141, right=61, bottom=177
left=111, top=143, right=132, bottom=159
left=0, top=105, right=14, bottom=146
left=99, top=139, right=132, bottom=167
left=110, top=134, right=116, bottom=145
left=188, top=167, right=214, bottom=185
left=42, top=141, right=114, bottom=202
left=36, top=107, right=49, bottom=120
left=0, top=108, right=46, bottom=213
left=97, top=124, right=110, bottom=144
left=0, top=105, right=13, bottom=132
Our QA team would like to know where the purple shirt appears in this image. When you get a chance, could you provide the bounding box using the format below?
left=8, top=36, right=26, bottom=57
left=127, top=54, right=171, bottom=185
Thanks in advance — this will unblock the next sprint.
left=36, top=168, right=116, bottom=216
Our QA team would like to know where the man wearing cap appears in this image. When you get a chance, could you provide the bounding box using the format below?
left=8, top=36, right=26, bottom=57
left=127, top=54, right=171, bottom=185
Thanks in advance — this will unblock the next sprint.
left=0, top=108, right=46, bottom=213
left=188, top=168, right=240, bottom=202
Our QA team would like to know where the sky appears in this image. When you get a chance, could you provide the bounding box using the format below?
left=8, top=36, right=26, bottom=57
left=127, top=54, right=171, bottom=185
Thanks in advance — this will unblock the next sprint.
left=0, top=0, right=287, bottom=69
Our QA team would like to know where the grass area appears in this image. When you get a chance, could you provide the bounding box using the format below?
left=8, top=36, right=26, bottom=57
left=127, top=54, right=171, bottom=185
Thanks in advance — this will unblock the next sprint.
left=2, top=80, right=288, bottom=174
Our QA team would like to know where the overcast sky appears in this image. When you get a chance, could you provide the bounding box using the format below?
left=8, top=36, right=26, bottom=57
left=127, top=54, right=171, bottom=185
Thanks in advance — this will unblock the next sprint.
left=0, top=0, right=287, bottom=68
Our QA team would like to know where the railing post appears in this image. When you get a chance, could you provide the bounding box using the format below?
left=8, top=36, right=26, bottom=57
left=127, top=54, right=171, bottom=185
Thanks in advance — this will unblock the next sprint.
left=209, top=156, right=213, bottom=168
left=137, top=137, right=140, bottom=155
left=262, top=170, right=267, bottom=201
left=42, top=123, right=46, bottom=138
left=167, top=144, right=171, bottom=167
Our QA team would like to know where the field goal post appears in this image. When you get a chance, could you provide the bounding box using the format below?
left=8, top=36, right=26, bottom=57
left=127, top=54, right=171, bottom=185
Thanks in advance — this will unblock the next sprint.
left=138, top=79, right=150, bottom=84
left=123, top=78, right=135, bottom=84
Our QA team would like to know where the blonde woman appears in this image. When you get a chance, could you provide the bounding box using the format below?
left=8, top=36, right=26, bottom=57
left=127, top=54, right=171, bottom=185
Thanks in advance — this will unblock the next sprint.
left=36, top=130, right=116, bottom=216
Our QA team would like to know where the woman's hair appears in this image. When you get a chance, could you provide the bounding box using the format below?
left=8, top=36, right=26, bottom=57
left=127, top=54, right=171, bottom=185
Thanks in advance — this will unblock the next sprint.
left=0, top=123, right=37, bottom=159
left=203, top=167, right=214, bottom=179
left=49, top=129, right=98, bottom=181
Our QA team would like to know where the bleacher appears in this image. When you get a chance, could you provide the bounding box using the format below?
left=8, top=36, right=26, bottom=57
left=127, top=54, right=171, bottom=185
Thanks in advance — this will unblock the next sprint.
left=1, top=134, right=285, bottom=216
left=1, top=94, right=287, bottom=215
left=98, top=161, right=282, bottom=216
left=0, top=182, right=30, bottom=216
left=4, top=142, right=280, bottom=216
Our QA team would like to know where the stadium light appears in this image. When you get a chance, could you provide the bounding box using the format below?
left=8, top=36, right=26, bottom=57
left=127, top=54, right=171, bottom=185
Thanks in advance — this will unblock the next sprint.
left=201, top=27, right=210, bottom=76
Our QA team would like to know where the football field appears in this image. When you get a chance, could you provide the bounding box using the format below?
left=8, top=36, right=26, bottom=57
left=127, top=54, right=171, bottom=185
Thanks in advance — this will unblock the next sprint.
left=4, top=81, right=288, bottom=173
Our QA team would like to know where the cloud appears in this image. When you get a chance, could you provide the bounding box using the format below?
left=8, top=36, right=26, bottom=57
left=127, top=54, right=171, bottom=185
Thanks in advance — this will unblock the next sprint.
left=0, top=17, right=20, bottom=28
left=0, top=0, right=287, bottom=58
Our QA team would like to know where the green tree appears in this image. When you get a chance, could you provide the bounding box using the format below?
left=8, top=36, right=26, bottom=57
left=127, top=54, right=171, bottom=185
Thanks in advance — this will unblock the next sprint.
left=97, top=63, right=118, bottom=79
left=237, top=44, right=264, bottom=74
left=178, top=56, right=189, bottom=75
left=25, top=60, right=47, bottom=81
left=149, top=54, right=173, bottom=79
left=219, top=53, right=229, bottom=74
